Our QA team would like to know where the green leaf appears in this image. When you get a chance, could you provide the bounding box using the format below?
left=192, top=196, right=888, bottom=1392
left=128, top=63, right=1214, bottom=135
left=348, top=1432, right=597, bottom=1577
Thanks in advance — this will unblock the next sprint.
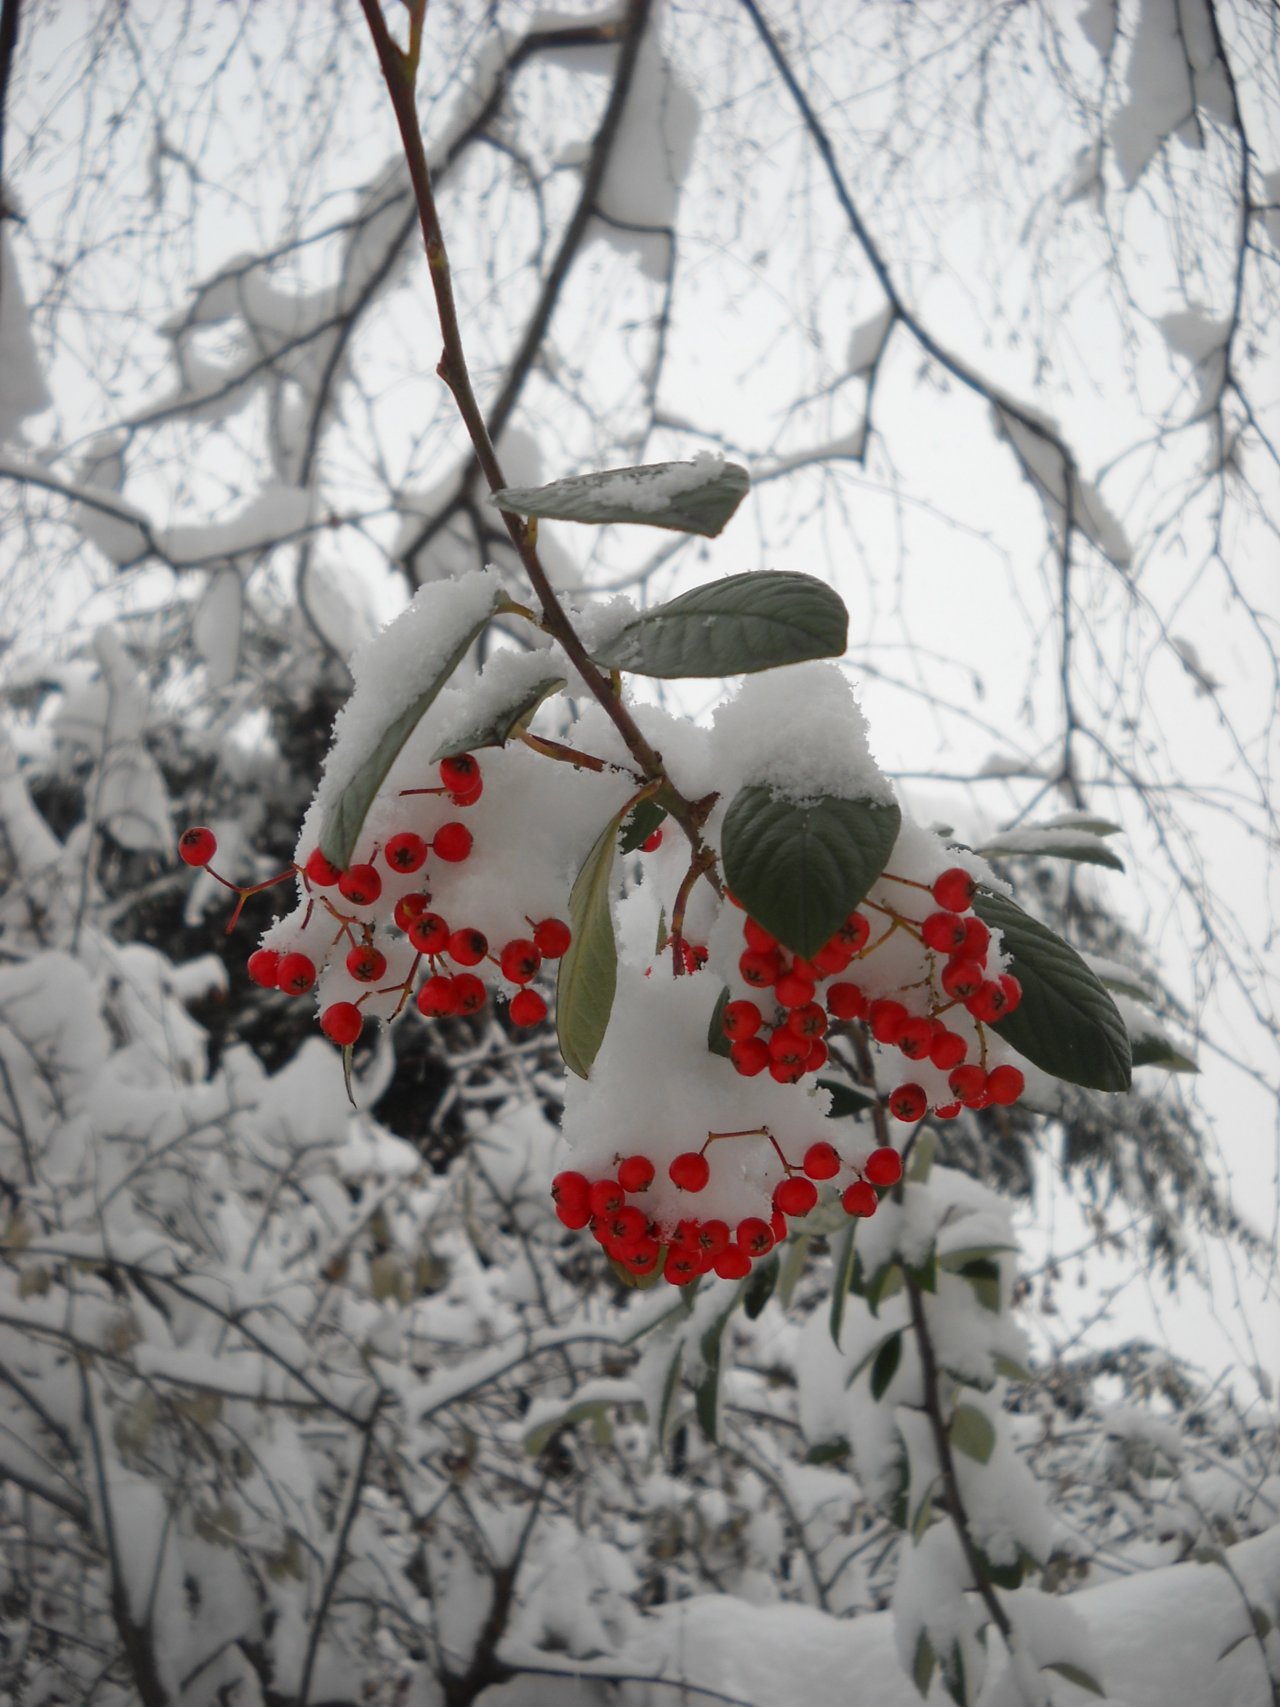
left=977, top=826, right=1124, bottom=872
left=941, top=1639, right=970, bottom=1707
left=557, top=806, right=627, bottom=1078
left=341, top=1043, right=357, bottom=1109
left=706, top=986, right=733, bottom=1059
left=525, top=1395, right=641, bottom=1456
left=492, top=458, right=750, bottom=538
left=973, top=887, right=1132, bottom=1092
left=589, top=570, right=847, bottom=678
left=695, top=1287, right=744, bottom=1444
left=743, top=1251, right=779, bottom=1319
left=908, top=1127, right=937, bottom=1182
left=430, top=669, right=565, bottom=762
left=319, top=594, right=498, bottom=867
left=619, top=795, right=667, bottom=854
left=1129, top=1034, right=1199, bottom=1073
left=974, top=1546, right=1024, bottom=1591
left=819, top=1077, right=877, bottom=1118
left=656, top=1339, right=685, bottom=1452
left=994, top=1352, right=1035, bottom=1383
left=865, top=1260, right=903, bottom=1318
left=913, top=1632, right=936, bottom=1698
left=1042, top=1661, right=1106, bottom=1696
left=950, top=1403, right=996, bottom=1464
left=911, top=1475, right=940, bottom=1542
left=909, top=1248, right=938, bottom=1295
left=870, top=1329, right=903, bottom=1400
left=722, top=787, right=902, bottom=958
left=954, top=1256, right=1002, bottom=1314
left=830, top=1224, right=857, bottom=1347
left=805, top=1437, right=850, bottom=1466
left=778, top=1230, right=811, bottom=1308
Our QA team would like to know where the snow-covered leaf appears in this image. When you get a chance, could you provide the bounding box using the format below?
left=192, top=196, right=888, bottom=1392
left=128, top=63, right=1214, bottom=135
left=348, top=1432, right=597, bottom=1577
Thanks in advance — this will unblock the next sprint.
left=950, top=1403, right=996, bottom=1465
left=193, top=567, right=244, bottom=689
left=589, top=570, right=847, bottom=678
left=706, top=986, right=732, bottom=1059
left=743, top=1251, right=779, bottom=1319
left=430, top=669, right=565, bottom=761
left=318, top=591, right=499, bottom=868
left=492, top=456, right=749, bottom=537
left=620, top=795, right=667, bottom=854
left=830, top=1224, right=858, bottom=1347
left=695, top=1285, right=744, bottom=1443
left=977, top=825, right=1124, bottom=872
left=1043, top=1660, right=1106, bottom=1696
left=556, top=802, right=627, bottom=1078
left=721, top=787, right=901, bottom=958
left=913, top=1630, right=936, bottom=1697
left=974, top=887, right=1132, bottom=1092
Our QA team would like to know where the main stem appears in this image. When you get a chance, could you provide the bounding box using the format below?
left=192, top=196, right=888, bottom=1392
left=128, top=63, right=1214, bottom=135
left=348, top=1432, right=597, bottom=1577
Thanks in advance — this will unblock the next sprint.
left=358, top=0, right=718, bottom=877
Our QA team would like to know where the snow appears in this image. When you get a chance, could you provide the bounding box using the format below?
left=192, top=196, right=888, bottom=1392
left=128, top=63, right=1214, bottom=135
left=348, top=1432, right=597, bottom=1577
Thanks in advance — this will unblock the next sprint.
left=1108, top=0, right=1234, bottom=189
left=1159, top=309, right=1230, bottom=421
left=572, top=451, right=726, bottom=514
left=0, top=224, right=51, bottom=440
left=990, top=397, right=1132, bottom=567
left=847, top=304, right=895, bottom=375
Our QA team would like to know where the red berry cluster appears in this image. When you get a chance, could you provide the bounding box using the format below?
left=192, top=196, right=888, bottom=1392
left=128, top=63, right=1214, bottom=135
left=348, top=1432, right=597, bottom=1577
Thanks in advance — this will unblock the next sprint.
left=552, top=1131, right=904, bottom=1287
left=180, top=754, right=571, bottom=1052
left=724, top=867, right=1026, bottom=1121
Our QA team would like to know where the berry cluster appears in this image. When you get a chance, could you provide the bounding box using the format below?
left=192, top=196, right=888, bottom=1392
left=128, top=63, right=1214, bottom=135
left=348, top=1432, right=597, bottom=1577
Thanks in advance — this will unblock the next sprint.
left=179, top=753, right=571, bottom=1051
left=552, top=1131, right=904, bottom=1286
left=723, top=867, right=1026, bottom=1121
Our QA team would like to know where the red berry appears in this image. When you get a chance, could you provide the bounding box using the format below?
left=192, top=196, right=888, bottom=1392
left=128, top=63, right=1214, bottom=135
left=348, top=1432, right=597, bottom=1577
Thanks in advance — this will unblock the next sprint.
left=510, top=988, right=548, bottom=1027
left=887, top=1083, right=928, bottom=1122
left=247, top=948, right=281, bottom=988
left=552, top=1172, right=590, bottom=1222
left=868, top=999, right=908, bottom=1044
left=921, top=910, right=967, bottom=953
left=837, top=912, right=871, bottom=952
left=432, top=822, right=473, bottom=863
left=827, top=982, right=868, bottom=1022
left=742, top=918, right=777, bottom=953
left=620, top=1240, right=661, bottom=1274
left=713, top=1244, right=752, bottom=1280
left=451, top=777, right=484, bottom=807
left=346, top=944, right=388, bottom=983
left=723, top=999, right=764, bottom=1040
left=997, top=973, right=1022, bottom=1015
left=438, top=753, right=480, bottom=796
left=842, top=1181, right=878, bottom=1218
left=339, top=863, right=382, bottom=907
left=416, top=974, right=460, bottom=1017
left=941, top=957, right=985, bottom=1001
left=617, top=1154, right=656, bottom=1193
left=933, top=1101, right=962, bottom=1120
left=812, top=938, right=855, bottom=977
left=277, top=952, right=316, bottom=995
left=787, top=1003, right=828, bottom=1042
left=739, top=948, right=783, bottom=988
left=305, top=848, right=342, bottom=886
left=394, top=893, right=430, bottom=931
left=321, top=1002, right=363, bottom=1047
left=669, top=1151, right=710, bottom=1192
left=768, top=1028, right=810, bottom=1067
left=804, top=1039, right=828, bottom=1072
left=896, top=1016, right=934, bottom=1060
left=663, top=1249, right=701, bottom=1285
left=680, top=941, right=709, bottom=975
left=986, top=1063, right=1025, bottom=1105
left=589, top=1179, right=626, bottom=1218
left=385, top=832, right=428, bottom=874
left=773, top=1176, right=818, bottom=1217
left=775, top=970, right=817, bottom=1010
left=948, top=1064, right=988, bottom=1104
left=768, top=1058, right=806, bottom=1084
left=447, top=927, right=488, bottom=966
left=605, top=1206, right=649, bottom=1249
left=932, top=867, right=976, bottom=913
left=178, top=826, right=217, bottom=867
left=770, top=1207, right=788, bottom=1244
left=730, top=1036, right=770, bottom=1077
left=641, top=828, right=664, bottom=853
left=966, top=978, right=1012, bottom=1023
left=408, top=912, right=450, bottom=956
left=864, top=1146, right=903, bottom=1187
left=737, top=1217, right=775, bottom=1256
left=532, top=918, right=572, bottom=958
left=961, top=917, right=991, bottom=960
left=452, top=973, right=487, bottom=1014
left=803, top=1141, right=841, bottom=1180
left=929, top=1027, right=968, bottom=1071
left=500, top=938, right=542, bottom=984
left=694, top=1219, right=730, bottom=1257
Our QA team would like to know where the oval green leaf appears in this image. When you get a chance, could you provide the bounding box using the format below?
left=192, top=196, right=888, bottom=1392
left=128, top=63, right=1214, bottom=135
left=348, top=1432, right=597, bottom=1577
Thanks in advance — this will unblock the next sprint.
left=492, top=458, right=749, bottom=537
left=870, top=1329, right=903, bottom=1401
left=430, top=669, right=565, bottom=762
left=722, top=786, right=901, bottom=958
left=589, top=570, right=848, bottom=679
left=950, top=1402, right=996, bottom=1465
left=556, top=807, right=626, bottom=1079
left=319, top=595, right=499, bottom=868
left=977, top=827, right=1124, bottom=872
left=974, top=887, right=1132, bottom=1092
